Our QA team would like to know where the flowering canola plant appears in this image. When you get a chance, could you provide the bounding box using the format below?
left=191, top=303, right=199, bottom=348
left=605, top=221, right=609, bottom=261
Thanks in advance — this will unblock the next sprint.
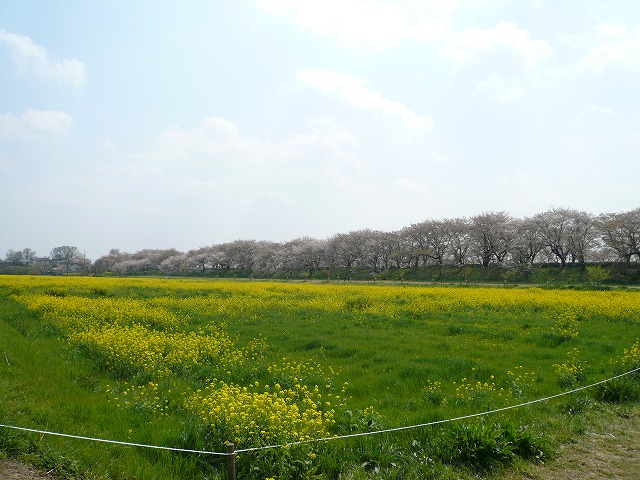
left=6, top=275, right=640, bottom=324
left=186, top=380, right=339, bottom=445
left=69, top=323, right=248, bottom=378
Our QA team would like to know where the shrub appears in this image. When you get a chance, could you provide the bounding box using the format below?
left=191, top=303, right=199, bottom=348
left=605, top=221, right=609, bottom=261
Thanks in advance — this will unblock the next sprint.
left=438, top=421, right=547, bottom=472
left=440, top=421, right=515, bottom=472
left=501, top=421, right=548, bottom=461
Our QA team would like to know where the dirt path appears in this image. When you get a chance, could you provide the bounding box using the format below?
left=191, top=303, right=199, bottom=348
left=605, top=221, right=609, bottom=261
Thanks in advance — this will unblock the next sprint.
left=506, top=408, right=640, bottom=480
left=0, top=460, right=55, bottom=480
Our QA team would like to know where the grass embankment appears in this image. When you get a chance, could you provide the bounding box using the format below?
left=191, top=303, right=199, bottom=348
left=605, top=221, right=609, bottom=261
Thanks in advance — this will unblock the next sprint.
left=175, top=262, right=640, bottom=286
left=1, top=275, right=640, bottom=479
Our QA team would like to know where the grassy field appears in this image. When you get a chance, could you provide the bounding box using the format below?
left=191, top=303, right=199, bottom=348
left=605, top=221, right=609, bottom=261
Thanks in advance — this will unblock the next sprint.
left=1, top=275, right=640, bottom=479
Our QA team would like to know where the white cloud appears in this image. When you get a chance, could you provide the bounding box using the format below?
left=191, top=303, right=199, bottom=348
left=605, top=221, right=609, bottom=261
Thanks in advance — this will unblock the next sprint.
left=0, top=154, right=11, bottom=172
left=255, top=0, right=554, bottom=65
left=392, top=178, right=428, bottom=193
left=489, top=169, right=534, bottom=187
left=295, top=69, right=433, bottom=132
left=581, top=103, right=616, bottom=117
left=102, top=138, right=117, bottom=149
left=471, top=74, right=525, bottom=104
left=285, top=117, right=363, bottom=169
left=155, top=117, right=264, bottom=160
left=572, top=24, right=640, bottom=74
left=83, top=115, right=392, bottom=243
left=22, top=109, right=75, bottom=134
left=129, top=115, right=364, bottom=188
left=440, top=21, right=552, bottom=69
left=255, top=0, right=458, bottom=49
left=0, top=109, right=74, bottom=138
left=0, top=29, right=86, bottom=87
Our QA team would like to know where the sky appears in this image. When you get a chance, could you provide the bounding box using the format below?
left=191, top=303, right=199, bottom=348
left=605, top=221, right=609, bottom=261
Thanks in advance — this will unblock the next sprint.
left=1, top=0, right=639, bottom=260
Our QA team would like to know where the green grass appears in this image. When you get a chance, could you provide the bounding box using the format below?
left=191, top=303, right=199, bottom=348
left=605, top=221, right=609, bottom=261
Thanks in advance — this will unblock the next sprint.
left=0, top=295, right=223, bottom=479
left=227, top=307, right=635, bottom=424
left=1, top=275, right=640, bottom=479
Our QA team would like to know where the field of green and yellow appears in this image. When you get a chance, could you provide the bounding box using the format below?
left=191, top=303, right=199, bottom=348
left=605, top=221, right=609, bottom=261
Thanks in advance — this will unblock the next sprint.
left=1, top=275, right=640, bottom=479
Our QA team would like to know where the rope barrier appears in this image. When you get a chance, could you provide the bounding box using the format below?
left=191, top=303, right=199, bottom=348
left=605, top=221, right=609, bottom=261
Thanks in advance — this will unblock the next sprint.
left=0, top=424, right=229, bottom=456
left=2, top=366, right=639, bottom=456
left=235, top=366, right=640, bottom=453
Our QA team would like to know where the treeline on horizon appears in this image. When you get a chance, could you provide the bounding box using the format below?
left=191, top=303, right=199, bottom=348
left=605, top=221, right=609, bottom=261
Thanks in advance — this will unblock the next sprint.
left=3, top=207, right=640, bottom=284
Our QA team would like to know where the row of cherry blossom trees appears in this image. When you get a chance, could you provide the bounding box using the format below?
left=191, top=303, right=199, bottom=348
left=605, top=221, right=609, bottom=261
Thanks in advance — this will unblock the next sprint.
left=88, top=207, right=639, bottom=277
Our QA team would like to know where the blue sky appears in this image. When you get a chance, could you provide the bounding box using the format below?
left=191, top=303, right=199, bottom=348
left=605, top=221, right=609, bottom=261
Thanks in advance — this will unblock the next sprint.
left=1, top=0, right=639, bottom=260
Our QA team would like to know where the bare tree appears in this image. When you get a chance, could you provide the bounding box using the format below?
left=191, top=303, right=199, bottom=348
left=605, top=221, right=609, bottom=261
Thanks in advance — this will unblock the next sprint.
left=22, top=248, right=37, bottom=262
left=444, top=217, right=471, bottom=266
left=566, top=209, right=597, bottom=265
left=534, top=208, right=597, bottom=267
left=534, top=208, right=573, bottom=267
left=598, top=208, right=640, bottom=263
left=359, top=230, right=388, bottom=273
left=283, top=237, right=327, bottom=276
left=402, top=224, right=428, bottom=267
left=376, top=231, right=400, bottom=270
left=50, top=245, right=81, bottom=274
left=509, top=217, right=545, bottom=269
left=469, top=212, right=513, bottom=268
left=5, top=249, right=24, bottom=265
left=386, top=230, right=411, bottom=269
left=327, top=231, right=368, bottom=270
left=412, top=219, right=451, bottom=268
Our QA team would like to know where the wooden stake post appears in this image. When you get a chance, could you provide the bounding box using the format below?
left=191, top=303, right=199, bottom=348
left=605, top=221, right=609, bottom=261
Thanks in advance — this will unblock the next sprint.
left=226, top=443, right=236, bottom=480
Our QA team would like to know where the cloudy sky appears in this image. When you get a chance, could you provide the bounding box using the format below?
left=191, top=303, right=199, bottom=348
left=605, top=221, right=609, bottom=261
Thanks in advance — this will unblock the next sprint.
left=1, top=1, right=639, bottom=260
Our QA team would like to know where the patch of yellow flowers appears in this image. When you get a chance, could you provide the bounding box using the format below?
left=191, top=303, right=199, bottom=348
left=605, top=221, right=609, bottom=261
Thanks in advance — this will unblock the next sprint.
left=453, top=376, right=509, bottom=404
left=16, top=293, right=184, bottom=331
left=452, top=366, right=538, bottom=406
left=69, top=323, right=247, bottom=378
left=6, top=275, right=640, bottom=324
left=186, top=380, right=339, bottom=445
left=619, top=339, right=640, bottom=369
left=553, top=348, right=588, bottom=387
left=550, top=310, right=581, bottom=340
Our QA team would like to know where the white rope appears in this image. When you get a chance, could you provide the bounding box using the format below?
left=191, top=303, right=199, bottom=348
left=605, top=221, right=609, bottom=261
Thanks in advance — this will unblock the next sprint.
left=2, top=366, right=639, bottom=456
left=0, top=424, right=229, bottom=456
left=235, top=366, right=640, bottom=453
